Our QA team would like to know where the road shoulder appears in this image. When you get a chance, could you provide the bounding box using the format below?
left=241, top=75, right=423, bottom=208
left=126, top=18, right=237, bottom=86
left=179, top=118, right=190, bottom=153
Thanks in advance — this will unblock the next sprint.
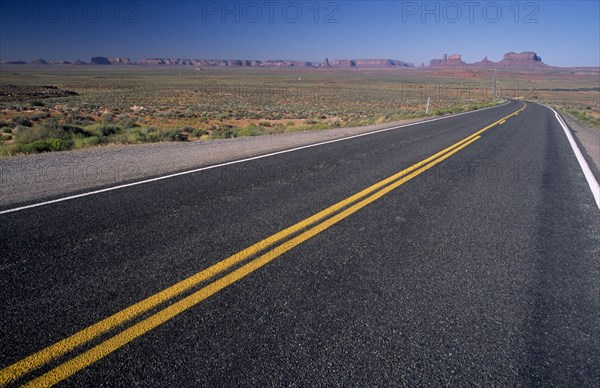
left=558, top=110, right=600, bottom=182
left=0, top=102, right=510, bottom=209
left=0, top=116, right=433, bottom=207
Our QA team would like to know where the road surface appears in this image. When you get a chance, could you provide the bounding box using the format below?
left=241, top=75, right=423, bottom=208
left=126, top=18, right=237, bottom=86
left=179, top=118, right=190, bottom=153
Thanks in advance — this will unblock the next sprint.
left=1, top=101, right=598, bottom=386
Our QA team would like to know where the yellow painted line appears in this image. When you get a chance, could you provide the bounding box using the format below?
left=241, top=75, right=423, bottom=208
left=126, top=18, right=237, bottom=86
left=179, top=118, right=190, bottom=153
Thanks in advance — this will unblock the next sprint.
left=24, top=135, right=482, bottom=387
left=1, top=103, right=525, bottom=385
left=499, top=119, right=506, bottom=125
left=467, top=103, right=525, bottom=138
left=0, top=113, right=489, bottom=384
left=0, top=128, right=472, bottom=386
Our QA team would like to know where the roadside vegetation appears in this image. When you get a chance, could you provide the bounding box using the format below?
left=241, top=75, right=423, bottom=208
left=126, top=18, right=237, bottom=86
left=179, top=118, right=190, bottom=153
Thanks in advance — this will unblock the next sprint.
left=554, top=106, right=600, bottom=129
left=1, top=66, right=595, bottom=156
left=0, top=100, right=500, bottom=156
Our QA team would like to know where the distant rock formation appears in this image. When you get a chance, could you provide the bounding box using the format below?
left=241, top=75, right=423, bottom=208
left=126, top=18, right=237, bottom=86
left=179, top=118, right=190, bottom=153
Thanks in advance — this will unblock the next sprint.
left=356, top=59, right=413, bottom=68
left=90, top=56, right=112, bottom=65
left=429, top=51, right=548, bottom=69
left=472, top=56, right=495, bottom=67
left=89, top=56, right=132, bottom=65
left=429, top=53, right=465, bottom=67
left=496, top=51, right=546, bottom=68
left=44, top=60, right=75, bottom=65
left=108, top=57, right=132, bottom=65
left=134, top=57, right=412, bottom=68
left=29, top=58, right=49, bottom=65
left=137, top=58, right=313, bottom=67
left=1, top=51, right=561, bottom=69
left=328, top=59, right=413, bottom=68
left=331, top=59, right=356, bottom=67
left=265, top=60, right=312, bottom=67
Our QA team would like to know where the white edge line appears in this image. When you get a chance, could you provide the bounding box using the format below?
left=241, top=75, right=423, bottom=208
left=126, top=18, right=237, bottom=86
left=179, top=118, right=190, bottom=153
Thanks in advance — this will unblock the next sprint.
left=0, top=101, right=511, bottom=215
left=548, top=106, right=600, bottom=210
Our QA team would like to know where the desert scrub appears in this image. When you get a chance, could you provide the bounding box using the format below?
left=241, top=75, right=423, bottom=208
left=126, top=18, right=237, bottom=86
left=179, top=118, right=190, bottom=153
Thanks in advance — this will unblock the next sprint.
left=191, top=128, right=209, bottom=138
left=235, top=124, right=265, bottom=137
left=4, top=138, right=73, bottom=155
left=73, top=135, right=103, bottom=149
left=1, top=121, right=105, bottom=155
left=161, top=129, right=189, bottom=141
left=11, top=116, right=32, bottom=127
left=433, top=101, right=497, bottom=116
left=117, top=115, right=139, bottom=129
left=119, top=127, right=189, bottom=143
left=207, top=123, right=269, bottom=139
left=286, top=121, right=330, bottom=133
left=65, top=114, right=95, bottom=126
left=113, top=127, right=152, bottom=143
left=563, top=108, right=600, bottom=129
left=209, top=124, right=237, bottom=139
left=30, top=112, right=51, bottom=121
left=85, top=123, right=122, bottom=136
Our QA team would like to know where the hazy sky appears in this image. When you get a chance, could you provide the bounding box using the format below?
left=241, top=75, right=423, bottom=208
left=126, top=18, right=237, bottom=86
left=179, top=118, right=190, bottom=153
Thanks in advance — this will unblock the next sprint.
left=1, top=0, right=598, bottom=67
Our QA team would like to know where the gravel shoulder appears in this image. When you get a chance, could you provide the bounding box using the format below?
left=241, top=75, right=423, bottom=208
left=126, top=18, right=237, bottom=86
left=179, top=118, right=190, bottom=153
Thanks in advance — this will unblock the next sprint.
left=559, top=111, right=600, bottom=181
left=9, top=102, right=593, bottom=212
left=1, top=116, right=443, bottom=208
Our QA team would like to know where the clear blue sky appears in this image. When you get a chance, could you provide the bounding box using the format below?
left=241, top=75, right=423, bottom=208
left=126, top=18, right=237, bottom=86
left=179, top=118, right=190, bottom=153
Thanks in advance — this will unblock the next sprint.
left=1, top=0, right=598, bottom=67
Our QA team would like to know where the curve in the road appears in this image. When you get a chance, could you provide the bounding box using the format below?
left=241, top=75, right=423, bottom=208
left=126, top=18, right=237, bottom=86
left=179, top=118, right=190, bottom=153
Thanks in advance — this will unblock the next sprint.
left=1, top=103, right=527, bottom=386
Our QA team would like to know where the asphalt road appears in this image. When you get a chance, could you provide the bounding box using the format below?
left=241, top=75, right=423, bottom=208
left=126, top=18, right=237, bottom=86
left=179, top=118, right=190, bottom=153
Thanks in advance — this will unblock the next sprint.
left=1, top=101, right=598, bottom=386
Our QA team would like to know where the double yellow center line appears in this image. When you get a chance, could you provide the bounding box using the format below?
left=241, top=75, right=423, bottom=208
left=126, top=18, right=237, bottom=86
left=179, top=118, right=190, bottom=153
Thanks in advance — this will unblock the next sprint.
left=1, top=103, right=525, bottom=387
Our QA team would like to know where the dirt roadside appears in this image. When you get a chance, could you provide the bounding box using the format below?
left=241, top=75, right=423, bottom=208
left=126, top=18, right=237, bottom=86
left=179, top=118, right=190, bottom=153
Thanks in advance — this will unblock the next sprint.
left=1, top=115, right=446, bottom=208
left=559, top=110, right=600, bottom=181
left=6, top=103, right=594, bottom=210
